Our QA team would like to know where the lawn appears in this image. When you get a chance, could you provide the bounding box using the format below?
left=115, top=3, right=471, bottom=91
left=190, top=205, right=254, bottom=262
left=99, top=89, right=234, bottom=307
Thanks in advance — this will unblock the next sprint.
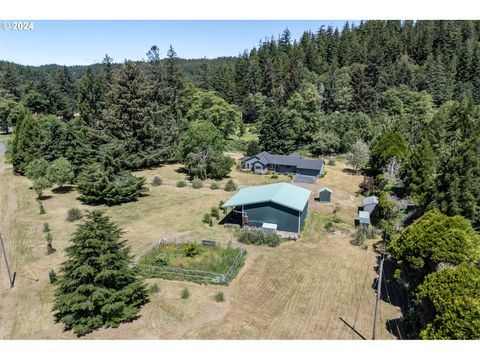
left=0, top=152, right=403, bottom=339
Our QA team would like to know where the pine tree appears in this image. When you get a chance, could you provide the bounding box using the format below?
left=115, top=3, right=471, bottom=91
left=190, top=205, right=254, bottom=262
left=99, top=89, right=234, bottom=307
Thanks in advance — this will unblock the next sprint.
left=11, top=112, right=43, bottom=173
left=77, top=68, right=105, bottom=129
left=53, top=211, right=148, bottom=336
left=403, top=138, right=437, bottom=204
left=258, top=103, right=295, bottom=154
left=1, top=65, right=21, bottom=100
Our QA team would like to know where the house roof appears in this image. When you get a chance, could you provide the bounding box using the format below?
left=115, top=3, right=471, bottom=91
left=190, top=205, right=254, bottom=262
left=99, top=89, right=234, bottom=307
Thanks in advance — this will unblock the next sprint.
left=359, top=211, right=371, bottom=223
left=363, top=196, right=379, bottom=206
left=221, top=182, right=311, bottom=212
left=241, top=152, right=324, bottom=171
left=319, top=187, right=333, bottom=193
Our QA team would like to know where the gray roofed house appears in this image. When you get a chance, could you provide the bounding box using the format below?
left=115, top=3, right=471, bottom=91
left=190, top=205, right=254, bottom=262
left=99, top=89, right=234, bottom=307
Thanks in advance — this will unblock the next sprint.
left=240, top=151, right=324, bottom=177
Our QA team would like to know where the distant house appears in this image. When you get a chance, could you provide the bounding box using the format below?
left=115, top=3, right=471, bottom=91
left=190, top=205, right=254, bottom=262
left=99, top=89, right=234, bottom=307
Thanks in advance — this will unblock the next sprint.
left=240, top=151, right=324, bottom=177
left=363, top=196, right=379, bottom=217
left=221, top=182, right=311, bottom=234
left=318, top=187, right=333, bottom=203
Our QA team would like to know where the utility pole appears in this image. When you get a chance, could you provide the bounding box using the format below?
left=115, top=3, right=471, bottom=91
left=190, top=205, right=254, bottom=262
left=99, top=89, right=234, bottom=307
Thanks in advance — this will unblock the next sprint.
left=372, top=232, right=386, bottom=340
left=0, top=232, right=14, bottom=288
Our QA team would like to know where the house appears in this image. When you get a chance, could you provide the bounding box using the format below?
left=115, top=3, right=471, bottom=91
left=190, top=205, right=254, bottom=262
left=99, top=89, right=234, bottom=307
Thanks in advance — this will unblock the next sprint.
left=221, top=182, right=311, bottom=234
left=363, top=196, right=379, bottom=217
left=318, top=187, right=333, bottom=203
left=240, top=151, right=324, bottom=177
left=358, top=211, right=371, bottom=226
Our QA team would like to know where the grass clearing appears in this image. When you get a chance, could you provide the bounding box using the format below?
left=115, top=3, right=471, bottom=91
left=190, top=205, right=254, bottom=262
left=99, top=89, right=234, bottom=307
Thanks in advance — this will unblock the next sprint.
left=0, top=152, right=402, bottom=339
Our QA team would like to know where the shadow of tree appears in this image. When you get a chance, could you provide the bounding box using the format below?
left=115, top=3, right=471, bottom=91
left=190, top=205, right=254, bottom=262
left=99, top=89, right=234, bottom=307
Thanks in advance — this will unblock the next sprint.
left=52, top=185, right=74, bottom=194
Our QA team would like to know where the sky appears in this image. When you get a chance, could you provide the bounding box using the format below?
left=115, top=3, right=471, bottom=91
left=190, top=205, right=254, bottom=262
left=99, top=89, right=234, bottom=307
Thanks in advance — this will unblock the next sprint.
left=0, top=20, right=350, bottom=66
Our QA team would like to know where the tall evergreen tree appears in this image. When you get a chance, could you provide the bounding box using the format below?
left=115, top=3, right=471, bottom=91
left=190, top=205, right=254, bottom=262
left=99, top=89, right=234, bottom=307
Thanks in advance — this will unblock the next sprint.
left=53, top=211, right=148, bottom=336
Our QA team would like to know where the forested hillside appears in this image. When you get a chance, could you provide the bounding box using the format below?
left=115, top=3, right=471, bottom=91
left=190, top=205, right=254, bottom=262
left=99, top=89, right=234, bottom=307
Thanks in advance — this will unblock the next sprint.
left=1, top=20, right=480, bottom=338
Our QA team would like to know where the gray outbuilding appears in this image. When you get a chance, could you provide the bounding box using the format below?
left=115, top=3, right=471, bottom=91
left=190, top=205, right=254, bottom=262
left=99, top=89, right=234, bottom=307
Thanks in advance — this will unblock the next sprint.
left=318, top=187, right=333, bottom=203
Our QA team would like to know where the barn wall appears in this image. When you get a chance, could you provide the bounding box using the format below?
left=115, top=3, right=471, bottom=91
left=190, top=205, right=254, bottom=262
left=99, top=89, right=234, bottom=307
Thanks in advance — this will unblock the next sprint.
left=300, top=202, right=308, bottom=231
left=244, top=201, right=300, bottom=233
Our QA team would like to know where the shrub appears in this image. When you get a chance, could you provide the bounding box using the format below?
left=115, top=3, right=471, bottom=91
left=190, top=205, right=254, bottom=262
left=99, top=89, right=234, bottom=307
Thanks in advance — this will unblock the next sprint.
left=66, top=207, right=83, bottom=222
left=149, top=282, right=160, bottom=294
left=320, top=171, right=327, bottom=178
left=224, top=179, right=237, bottom=192
left=154, top=254, right=170, bottom=266
left=359, top=176, right=375, bottom=193
left=270, top=174, right=278, bottom=179
left=219, top=200, right=226, bottom=214
left=151, top=176, right=162, bottom=186
left=324, top=221, right=335, bottom=232
left=351, top=227, right=367, bottom=246
left=39, top=201, right=46, bottom=215
left=43, top=223, right=50, bottom=233
left=210, top=182, right=220, bottom=190
left=332, top=208, right=341, bottom=223
left=211, top=207, right=220, bottom=219
left=181, top=287, right=190, bottom=299
left=49, top=270, right=57, bottom=284
left=214, top=291, right=225, bottom=302
left=183, top=243, right=202, bottom=258
left=191, top=179, right=203, bottom=189
left=327, top=157, right=336, bottom=166
left=203, top=213, right=212, bottom=226
left=46, top=232, right=56, bottom=255
left=176, top=180, right=187, bottom=188
left=236, top=229, right=283, bottom=247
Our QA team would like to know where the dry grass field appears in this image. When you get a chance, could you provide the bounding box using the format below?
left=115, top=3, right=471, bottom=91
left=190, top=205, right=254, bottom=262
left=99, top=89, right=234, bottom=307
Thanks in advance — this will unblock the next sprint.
left=0, top=148, right=402, bottom=340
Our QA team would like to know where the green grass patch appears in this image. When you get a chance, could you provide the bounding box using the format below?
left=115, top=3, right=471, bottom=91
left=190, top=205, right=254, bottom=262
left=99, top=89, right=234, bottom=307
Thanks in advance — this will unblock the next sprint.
left=137, top=242, right=246, bottom=285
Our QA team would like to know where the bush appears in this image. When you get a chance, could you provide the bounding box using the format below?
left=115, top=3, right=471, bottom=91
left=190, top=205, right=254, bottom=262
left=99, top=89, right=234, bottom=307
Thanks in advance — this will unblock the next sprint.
left=210, top=182, right=220, bottom=190
left=236, top=229, right=284, bottom=247
left=191, top=179, right=203, bottom=189
left=46, top=232, right=56, bottom=255
left=324, top=221, right=335, bottom=232
left=39, top=201, right=45, bottom=215
left=214, top=291, right=225, bottom=302
left=327, top=157, right=336, bottom=166
left=224, top=179, right=237, bottom=192
left=203, top=213, right=213, bottom=226
left=211, top=207, right=220, bottom=219
left=149, top=282, right=160, bottom=294
left=359, top=176, right=375, bottom=193
left=183, top=243, right=202, bottom=258
left=151, top=176, right=162, bottom=186
left=66, top=207, right=83, bottom=222
left=176, top=180, right=187, bottom=188
left=43, top=223, right=50, bottom=233
left=154, top=254, right=170, bottom=266
left=181, top=287, right=190, bottom=299
left=351, top=227, right=367, bottom=246
left=218, top=200, right=226, bottom=214
left=320, top=171, right=327, bottom=178
left=270, top=174, right=278, bottom=179
left=49, top=270, right=57, bottom=284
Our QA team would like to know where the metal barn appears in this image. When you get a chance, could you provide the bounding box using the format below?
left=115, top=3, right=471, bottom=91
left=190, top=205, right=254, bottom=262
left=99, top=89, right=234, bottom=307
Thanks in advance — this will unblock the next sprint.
left=221, top=182, right=311, bottom=234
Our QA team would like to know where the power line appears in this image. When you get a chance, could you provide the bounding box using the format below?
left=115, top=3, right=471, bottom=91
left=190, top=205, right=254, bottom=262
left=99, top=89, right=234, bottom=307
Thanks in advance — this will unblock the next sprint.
left=372, top=252, right=384, bottom=340
left=0, top=232, right=15, bottom=288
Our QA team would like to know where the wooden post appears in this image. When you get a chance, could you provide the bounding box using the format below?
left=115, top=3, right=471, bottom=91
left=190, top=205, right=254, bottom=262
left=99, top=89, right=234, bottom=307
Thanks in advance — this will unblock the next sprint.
left=372, top=253, right=384, bottom=340
left=0, top=232, right=14, bottom=288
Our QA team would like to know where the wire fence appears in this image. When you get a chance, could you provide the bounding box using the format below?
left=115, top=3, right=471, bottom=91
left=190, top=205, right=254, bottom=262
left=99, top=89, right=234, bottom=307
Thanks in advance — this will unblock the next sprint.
left=134, top=237, right=246, bottom=285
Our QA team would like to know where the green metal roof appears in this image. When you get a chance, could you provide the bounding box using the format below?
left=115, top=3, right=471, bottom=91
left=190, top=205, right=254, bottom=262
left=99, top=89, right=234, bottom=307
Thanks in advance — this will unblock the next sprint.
left=221, top=182, right=311, bottom=212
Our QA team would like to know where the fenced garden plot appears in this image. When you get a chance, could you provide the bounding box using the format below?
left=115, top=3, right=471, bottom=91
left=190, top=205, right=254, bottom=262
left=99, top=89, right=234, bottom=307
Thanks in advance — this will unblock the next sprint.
left=135, top=239, right=246, bottom=285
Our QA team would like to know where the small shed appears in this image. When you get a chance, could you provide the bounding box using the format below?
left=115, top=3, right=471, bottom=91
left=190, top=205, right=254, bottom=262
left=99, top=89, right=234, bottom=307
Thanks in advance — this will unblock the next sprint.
left=358, top=211, right=371, bottom=226
left=318, top=187, right=333, bottom=203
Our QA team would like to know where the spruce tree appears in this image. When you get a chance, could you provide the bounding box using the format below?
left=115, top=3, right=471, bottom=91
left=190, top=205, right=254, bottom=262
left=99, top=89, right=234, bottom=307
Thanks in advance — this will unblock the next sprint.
left=11, top=112, right=43, bottom=173
left=53, top=211, right=148, bottom=336
left=403, top=138, right=437, bottom=204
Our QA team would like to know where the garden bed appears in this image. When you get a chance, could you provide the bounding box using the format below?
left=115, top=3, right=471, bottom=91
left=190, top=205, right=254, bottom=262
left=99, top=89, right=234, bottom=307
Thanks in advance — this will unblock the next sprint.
left=135, top=239, right=246, bottom=285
